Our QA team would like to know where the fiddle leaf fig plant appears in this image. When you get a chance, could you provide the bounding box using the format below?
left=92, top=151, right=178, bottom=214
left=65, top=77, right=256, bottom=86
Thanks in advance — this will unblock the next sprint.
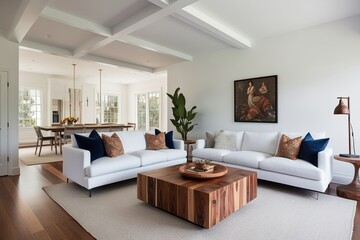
left=167, top=87, right=197, bottom=140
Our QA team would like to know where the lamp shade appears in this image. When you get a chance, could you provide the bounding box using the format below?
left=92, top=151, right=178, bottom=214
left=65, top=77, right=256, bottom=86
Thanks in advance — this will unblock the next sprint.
left=334, top=99, right=349, bottom=114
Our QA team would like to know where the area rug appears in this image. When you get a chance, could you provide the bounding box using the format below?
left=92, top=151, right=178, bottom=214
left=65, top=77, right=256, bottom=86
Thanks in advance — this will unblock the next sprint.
left=19, top=147, right=63, bottom=165
left=43, top=180, right=356, bottom=240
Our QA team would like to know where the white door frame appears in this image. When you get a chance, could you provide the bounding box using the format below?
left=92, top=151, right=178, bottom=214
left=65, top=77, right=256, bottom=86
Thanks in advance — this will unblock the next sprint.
left=0, top=70, right=8, bottom=176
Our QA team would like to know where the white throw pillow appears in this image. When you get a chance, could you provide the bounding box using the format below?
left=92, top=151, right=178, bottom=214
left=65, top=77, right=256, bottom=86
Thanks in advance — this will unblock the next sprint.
left=214, top=132, right=238, bottom=151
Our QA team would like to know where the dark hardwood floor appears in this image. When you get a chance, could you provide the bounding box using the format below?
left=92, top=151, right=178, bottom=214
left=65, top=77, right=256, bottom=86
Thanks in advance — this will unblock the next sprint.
left=0, top=160, right=359, bottom=239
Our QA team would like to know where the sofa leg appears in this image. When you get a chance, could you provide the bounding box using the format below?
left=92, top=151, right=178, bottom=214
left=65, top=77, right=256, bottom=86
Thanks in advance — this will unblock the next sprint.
left=66, top=178, right=69, bottom=183
left=89, top=190, right=92, bottom=197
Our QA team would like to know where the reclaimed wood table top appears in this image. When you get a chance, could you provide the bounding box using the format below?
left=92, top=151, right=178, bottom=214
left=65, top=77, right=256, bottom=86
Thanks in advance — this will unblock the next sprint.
left=137, top=164, right=257, bottom=228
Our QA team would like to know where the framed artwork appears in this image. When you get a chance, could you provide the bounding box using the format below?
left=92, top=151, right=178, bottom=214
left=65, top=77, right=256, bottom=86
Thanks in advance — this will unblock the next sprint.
left=234, top=75, right=278, bottom=123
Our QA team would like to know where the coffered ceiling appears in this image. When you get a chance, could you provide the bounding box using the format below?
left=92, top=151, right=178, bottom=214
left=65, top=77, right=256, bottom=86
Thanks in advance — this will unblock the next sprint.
left=0, top=0, right=359, bottom=83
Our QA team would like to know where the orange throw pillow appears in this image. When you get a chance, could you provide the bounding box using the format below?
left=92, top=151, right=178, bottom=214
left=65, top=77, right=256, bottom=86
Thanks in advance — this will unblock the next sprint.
left=275, top=134, right=302, bottom=160
left=145, top=133, right=167, bottom=150
left=102, top=133, right=124, bottom=157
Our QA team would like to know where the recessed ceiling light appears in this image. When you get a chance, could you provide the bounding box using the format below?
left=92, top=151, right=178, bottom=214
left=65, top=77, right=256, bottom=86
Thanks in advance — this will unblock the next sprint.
left=44, top=34, right=52, bottom=39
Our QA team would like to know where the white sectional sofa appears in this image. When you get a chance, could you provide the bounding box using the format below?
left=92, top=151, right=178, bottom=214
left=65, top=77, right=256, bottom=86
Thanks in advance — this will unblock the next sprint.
left=62, top=130, right=187, bottom=195
left=192, top=131, right=333, bottom=192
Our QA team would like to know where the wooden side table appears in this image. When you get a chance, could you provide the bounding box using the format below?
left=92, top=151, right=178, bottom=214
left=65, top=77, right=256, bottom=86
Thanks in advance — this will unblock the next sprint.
left=334, top=155, right=360, bottom=201
left=184, top=140, right=196, bottom=162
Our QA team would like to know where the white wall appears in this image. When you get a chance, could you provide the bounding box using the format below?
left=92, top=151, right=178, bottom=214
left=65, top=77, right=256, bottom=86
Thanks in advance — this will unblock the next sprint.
left=167, top=15, right=360, bottom=183
left=127, top=74, right=167, bottom=130
left=0, top=35, right=19, bottom=175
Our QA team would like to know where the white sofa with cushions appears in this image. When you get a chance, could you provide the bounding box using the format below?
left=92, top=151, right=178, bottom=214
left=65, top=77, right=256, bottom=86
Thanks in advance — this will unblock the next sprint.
left=192, top=131, right=333, bottom=192
left=62, top=130, right=187, bottom=194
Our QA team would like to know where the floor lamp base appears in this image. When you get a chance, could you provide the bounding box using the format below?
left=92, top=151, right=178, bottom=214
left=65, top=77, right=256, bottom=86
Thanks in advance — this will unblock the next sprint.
left=339, top=153, right=360, bottom=158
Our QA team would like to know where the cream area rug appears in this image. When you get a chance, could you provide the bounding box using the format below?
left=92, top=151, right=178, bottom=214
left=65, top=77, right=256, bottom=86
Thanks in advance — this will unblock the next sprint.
left=19, top=146, right=63, bottom=165
left=43, top=180, right=356, bottom=240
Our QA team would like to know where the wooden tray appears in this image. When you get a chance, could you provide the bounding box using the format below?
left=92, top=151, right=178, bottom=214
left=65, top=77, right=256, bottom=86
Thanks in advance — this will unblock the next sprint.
left=178, top=163, right=228, bottom=179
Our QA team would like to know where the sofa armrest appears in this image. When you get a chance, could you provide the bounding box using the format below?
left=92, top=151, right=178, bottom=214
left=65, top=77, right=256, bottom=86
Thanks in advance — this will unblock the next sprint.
left=194, top=139, right=206, bottom=149
left=173, top=139, right=184, bottom=150
left=62, top=145, right=91, bottom=188
left=317, top=147, right=333, bottom=183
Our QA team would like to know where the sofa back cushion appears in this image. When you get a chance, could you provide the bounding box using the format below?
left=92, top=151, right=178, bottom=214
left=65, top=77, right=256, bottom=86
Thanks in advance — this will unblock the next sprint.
left=116, top=131, right=147, bottom=153
left=242, top=132, right=279, bottom=155
left=214, top=131, right=244, bottom=151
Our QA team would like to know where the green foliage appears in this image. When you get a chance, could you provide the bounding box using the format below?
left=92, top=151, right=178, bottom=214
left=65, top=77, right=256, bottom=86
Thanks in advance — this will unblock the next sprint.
left=167, top=87, right=197, bottom=140
left=19, top=89, right=37, bottom=127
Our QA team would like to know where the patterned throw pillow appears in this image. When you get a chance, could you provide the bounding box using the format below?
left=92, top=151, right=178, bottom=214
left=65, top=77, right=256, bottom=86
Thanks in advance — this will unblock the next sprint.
left=145, top=133, right=167, bottom=150
left=155, top=129, right=175, bottom=149
left=102, top=133, right=124, bottom=157
left=275, top=134, right=302, bottom=160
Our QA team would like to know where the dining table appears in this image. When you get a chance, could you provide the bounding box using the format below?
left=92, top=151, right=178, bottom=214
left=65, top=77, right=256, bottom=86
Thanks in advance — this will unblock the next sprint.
left=39, top=124, right=134, bottom=154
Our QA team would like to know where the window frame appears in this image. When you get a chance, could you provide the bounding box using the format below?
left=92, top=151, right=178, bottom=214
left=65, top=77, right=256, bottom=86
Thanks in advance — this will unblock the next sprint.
left=135, top=90, right=161, bottom=131
left=19, top=88, right=43, bottom=128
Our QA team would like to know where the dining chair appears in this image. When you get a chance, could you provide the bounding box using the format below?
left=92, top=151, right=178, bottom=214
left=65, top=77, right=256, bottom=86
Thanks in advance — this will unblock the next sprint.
left=127, top=122, right=136, bottom=131
left=110, top=124, right=124, bottom=132
left=34, top=126, right=57, bottom=156
left=59, top=126, right=86, bottom=154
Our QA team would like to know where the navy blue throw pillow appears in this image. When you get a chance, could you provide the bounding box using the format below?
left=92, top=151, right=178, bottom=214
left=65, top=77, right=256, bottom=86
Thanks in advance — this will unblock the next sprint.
left=155, top=129, right=175, bottom=149
left=298, top=133, right=329, bottom=167
left=74, top=130, right=105, bottom=162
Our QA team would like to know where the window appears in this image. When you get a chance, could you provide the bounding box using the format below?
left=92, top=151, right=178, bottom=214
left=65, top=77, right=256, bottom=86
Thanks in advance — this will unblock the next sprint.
left=103, top=94, right=119, bottom=123
left=136, top=91, right=160, bottom=131
left=19, top=88, right=42, bottom=127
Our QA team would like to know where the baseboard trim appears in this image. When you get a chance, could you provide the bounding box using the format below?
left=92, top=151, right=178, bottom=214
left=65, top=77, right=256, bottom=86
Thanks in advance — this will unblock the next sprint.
left=332, top=174, right=353, bottom=185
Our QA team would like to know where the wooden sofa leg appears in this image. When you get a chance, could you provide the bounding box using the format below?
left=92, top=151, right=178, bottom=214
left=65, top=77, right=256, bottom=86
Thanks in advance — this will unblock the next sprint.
left=89, top=190, right=92, bottom=197
left=66, top=178, right=69, bottom=183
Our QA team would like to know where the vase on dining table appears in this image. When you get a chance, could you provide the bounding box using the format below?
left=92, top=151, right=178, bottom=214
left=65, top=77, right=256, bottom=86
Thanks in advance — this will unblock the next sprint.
left=67, top=121, right=74, bottom=126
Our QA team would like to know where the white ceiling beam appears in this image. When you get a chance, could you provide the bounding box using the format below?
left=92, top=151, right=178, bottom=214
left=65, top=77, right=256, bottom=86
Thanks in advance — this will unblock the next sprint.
left=41, top=7, right=112, bottom=37
left=8, top=0, right=50, bottom=43
left=148, top=0, right=251, bottom=48
left=74, top=0, right=198, bottom=58
left=39, top=5, right=192, bottom=62
left=20, top=40, right=153, bottom=73
left=20, top=40, right=73, bottom=56
left=82, top=55, right=153, bottom=73
left=121, top=36, right=193, bottom=61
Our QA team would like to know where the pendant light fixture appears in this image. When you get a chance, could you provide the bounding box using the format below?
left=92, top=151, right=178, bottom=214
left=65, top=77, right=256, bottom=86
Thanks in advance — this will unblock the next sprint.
left=73, top=63, right=76, bottom=118
left=99, top=68, right=102, bottom=124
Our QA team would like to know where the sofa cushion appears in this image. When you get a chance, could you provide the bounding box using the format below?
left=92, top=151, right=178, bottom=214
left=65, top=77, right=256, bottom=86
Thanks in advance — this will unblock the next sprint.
left=242, top=132, right=279, bottom=155
left=85, top=155, right=141, bottom=177
left=298, top=133, right=329, bottom=167
left=275, top=134, right=302, bottom=160
left=158, top=149, right=187, bottom=161
left=214, top=132, right=238, bottom=151
left=116, top=131, right=146, bottom=153
left=155, top=129, right=175, bottom=149
left=223, top=151, right=271, bottom=168
left=259, top=156, right=324, bottom=181
left=102, top=133, right=124, bottom=157
left=129, top=150, right=167, bottom=166
left=192, top=148, right=230, bottom=162
left=145, top=133, right=167, bottom=150
left=74, top=130, right=105, bottom=161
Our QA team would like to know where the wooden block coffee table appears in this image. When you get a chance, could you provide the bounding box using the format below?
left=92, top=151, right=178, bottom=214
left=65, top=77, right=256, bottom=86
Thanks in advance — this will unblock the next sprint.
left=137, top=164, right=257, bottom=228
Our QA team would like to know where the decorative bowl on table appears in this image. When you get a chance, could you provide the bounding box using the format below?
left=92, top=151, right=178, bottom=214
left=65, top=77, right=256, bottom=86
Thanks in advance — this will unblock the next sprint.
left=178, top=161, right=228, bottom=179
